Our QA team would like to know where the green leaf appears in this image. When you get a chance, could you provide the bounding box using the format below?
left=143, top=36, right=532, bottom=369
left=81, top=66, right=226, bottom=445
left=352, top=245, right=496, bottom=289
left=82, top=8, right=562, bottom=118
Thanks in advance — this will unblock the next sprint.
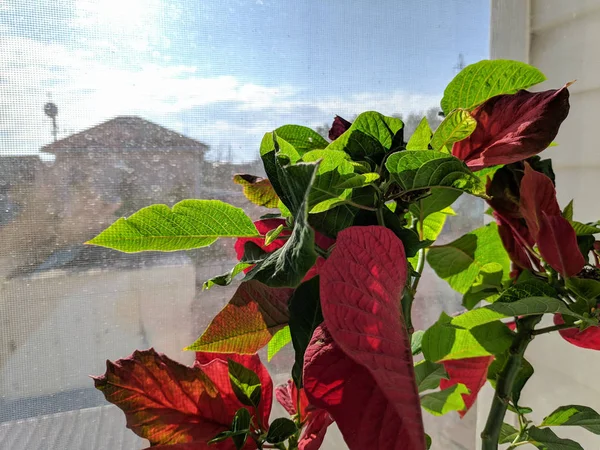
left=407, top=117, right=433, bottom=150
left=430, top=109, right=476, bottom=153
left=462, top=270, right=504, bottom=310
left=570, top=220, right=600, bottom=236
left=425, top=434, right=432, bottom=450
left=541, top=405, right=600, bottom=435
left=275, top=124, right=329, bottom=154
left=344, top=111, right=404, bottom=149
left=414, top=188, right=462, bottom=219
left=420, top=383, right=469, bottom=416
left=228, top=359, right=262, bottom=408
left=265, top=224, right=285, bottom=246
left=427, top=223, right=511, bottom=294
left=418, top=207, right=454, bottom=241
left=288, top=276, right=323, bottom=386
left=411, top=330, right=425, bottom=355
left=267, top=326, right=291, bottom=361
left=441, top=59, right=546, bottom=114
left=499, top=423, right=520, bottom=444
left=566, top=278, right=600, bottom=307
left=233, top=174, right=279, bottom=208
left=209, top=409, right=251, bottom=450
left=266, top=418, right=298, bottom=444
left=488, top=353, right=534, bottom=407
left=386, top=150, right=486, bottom=197
left=562, top=200, right=574, bottom=221
left=87, top=200, right=259, bottom=253
left=414, top=360, right=449, bottom=392
left=496, top=279, right=558, bottom=304
left=246, top=162, right=319, bottom=287
left=260, top=132, right=301, bottom=208
left=527, top=426, right=584, bottom=450
left=334, top=172, right=380, bottom=189
left=422, top=312, right=514, bottom=362
left=202, top=262, right=253, bottom=290
left=451, top=297, right=593, bottom=330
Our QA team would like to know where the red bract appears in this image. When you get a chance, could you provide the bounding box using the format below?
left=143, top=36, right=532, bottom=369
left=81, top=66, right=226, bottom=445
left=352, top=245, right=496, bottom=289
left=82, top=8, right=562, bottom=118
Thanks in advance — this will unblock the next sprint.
left=452, top=86, right=570, bottom=171
left=554, top=314, right=600, bottom=350
left=519, top=164, right=584, bottom=277
left=495, top=211, right=538, bottom=271
left=93, top=348, right=272, bottom=450
left=309, top=225, right=425, bottom=449
left=440, top=356, right=494, bottom=418
left=329, top=115, right=352, bottom=141
left=275, top=380, right=333, bottom=450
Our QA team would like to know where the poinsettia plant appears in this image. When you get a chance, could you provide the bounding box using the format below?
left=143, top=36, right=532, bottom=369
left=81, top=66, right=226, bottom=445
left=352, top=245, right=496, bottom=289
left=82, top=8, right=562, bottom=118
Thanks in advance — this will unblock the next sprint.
left=89, top=60, right=600, bottom=450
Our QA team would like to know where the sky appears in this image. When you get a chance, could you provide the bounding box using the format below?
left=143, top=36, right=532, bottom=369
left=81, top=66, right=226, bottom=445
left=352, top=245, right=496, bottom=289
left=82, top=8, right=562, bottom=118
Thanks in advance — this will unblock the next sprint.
left=0, top=0, right=490, bottom=161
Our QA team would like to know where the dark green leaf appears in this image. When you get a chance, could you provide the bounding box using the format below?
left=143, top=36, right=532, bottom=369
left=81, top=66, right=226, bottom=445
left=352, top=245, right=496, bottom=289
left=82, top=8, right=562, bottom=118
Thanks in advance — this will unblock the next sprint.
left=527, top=426, right=584, bottom=450
left=407, top=117, right=432, bottom=150
left=499, top=422, right=520, bottom=444
left=541, top=405, right=600, bottom=435
left=246, top=162, right=318, bottom=287
left=567, top=278, right=600, bottom=307
left=571, top=220, right=600, bottom=236
left=427, top=223, right=511, bottom=294
left=496, top=279, right=558, bottom=304
left=231, top=408, right=251, bottom=450
left=413, top=188, right=462, bottom=219
left=266, top=418, right=298, bottom=444
left=334, top=172, right=380, bottom=189
left=87, top=200, right=259, bottom=253
left=420, top=383, right=469, bottom=416
left=228, top=359, right=262, bottom=408
left=288, top=276, right=323, bottom=386
left=422, top=312, right=514, bottom=362
left=386, top=150, right=486, bottom=197
left=425, top=434, right=432, bottom=450
left=577, top=235, right=596, bottom=262
left=414, top=360, right=449, bottom=392
left=275, top=124, right=329, bottom=154
left=259, top=132, right=300, bottom=208
left=488, top=353, right=533, bottom=406
left=441, top=59, right=546, bottom=114
left=430, top=109, right=476, bottom=152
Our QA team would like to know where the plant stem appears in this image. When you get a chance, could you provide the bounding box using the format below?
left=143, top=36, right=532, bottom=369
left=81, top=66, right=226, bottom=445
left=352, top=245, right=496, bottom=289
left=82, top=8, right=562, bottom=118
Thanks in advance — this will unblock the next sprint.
left=402, top=248, right=425, bottom=336
left=376, top=206, right=386, bottom=227
left=531, top=322, right=578, bottom=336
left=481, top=322, right=534, bottom=450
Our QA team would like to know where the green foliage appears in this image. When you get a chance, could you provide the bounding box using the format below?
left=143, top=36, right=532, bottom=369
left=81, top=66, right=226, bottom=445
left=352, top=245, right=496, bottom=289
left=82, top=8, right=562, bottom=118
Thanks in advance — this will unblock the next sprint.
left=228, top=360, right=262, bottom=408
left=420, top=383, right=469, bottom=416
left=265, top=224, right=285, bottom=246
left=267, top=326, right=291, bottom=361
left=87, top=200, right=259, bottom=253
left=527, top=427, right=584, bottom=450
left=202, top=261, right=253, bottom=290
left=274, top=124, right=329, bottom=154
left=411, top=330, right=425, bottom=355
left=406, top=117, right=432, bottom=150
left=386, top=150, right=486, bottom=197
left=427, top=223, right=511, bottom=294
left=209, top=408, right=252, bottom=450
left=499, top=423, right=519, bottom=444
left=541, top=405, right=600, bottom=435
left=265, top=418, right=298, bottom=444
left=429, top=109, right=476, bottom=152
left=441, top=59, right=546, bottom=114
left=414, top=360, right=448, bottom=392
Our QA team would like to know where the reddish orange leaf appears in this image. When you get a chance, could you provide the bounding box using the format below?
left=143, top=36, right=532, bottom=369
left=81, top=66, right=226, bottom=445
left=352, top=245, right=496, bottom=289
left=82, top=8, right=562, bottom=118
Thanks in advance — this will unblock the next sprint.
left=554, top=314, right=600, bottom=350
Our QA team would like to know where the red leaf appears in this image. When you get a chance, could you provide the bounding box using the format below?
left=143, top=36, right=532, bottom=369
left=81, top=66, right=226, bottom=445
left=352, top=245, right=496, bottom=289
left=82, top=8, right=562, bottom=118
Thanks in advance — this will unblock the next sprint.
left=494, top=211, right=538, bottom=271
left=275, top=379, right=309, bottom=418
left=187, top=280, right=293, bottom=354
left=316, top=225, right=425, bottom=449
left=440, top=356, right=494, bottom=418
left=329, top=115, right=352, bottom=141
left=537, top=214, right=585, bottom=277
left=554, top=314, right=600, bottom=350
left=93, top=348, right=232, bottom=446
left=452, top=87, right=570, bottom=170
left=304, top=324, right=425, bottom=450
left=195, top=352, right=273, bottom=429
left=519, top=163, right=561, bottom=240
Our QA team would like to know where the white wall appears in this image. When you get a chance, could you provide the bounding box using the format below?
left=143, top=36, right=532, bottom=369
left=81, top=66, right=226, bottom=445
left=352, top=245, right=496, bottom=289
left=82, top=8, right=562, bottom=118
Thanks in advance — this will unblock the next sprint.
left=481, top=2, right=600, bottom=448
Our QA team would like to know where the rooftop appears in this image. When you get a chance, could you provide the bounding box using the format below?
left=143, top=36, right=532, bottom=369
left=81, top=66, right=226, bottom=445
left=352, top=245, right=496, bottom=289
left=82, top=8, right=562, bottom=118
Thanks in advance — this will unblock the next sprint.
left=41, top=116, right=208, bottom=154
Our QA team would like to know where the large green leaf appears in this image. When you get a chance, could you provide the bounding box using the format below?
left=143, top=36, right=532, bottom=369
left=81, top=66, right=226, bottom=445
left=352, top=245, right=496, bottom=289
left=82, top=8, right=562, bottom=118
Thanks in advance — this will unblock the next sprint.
left=274, top=124, right=328, bottom=154
left=417, top=207, right=454, bottom=241
left=246, top=162, right=319, bottom=287
left=259, top=132, right=302, bottom=207
left=413, top=188, right=462, bottom=219
left=267, top=326, right=291, bottom=361
left=406, top=117, right=432, bottom=150
left=427, top=223, right=511, bottom=294
left=228, top=359, right=262, bottom=408
left=430, top=109, right=476, bottom=152
left=288, top=276, right=323, bottom=386
left=422, top=312, right=514, bottom=362
left=527, top=427, right=584, bottom=450
left=496, top=279, right=558, bottom=304
left=451, top=297, right=593, bottom=330
left=420, top=383, right=469, bottom=416
left=541, top=405, right=600, bottom=435
left=414, top=360, right=448, bottom=392
left=87, top=200, right=259, bottom=253
left=441, top=59, right=546, bottom=114
left=386, top=150, right=486, bottom=197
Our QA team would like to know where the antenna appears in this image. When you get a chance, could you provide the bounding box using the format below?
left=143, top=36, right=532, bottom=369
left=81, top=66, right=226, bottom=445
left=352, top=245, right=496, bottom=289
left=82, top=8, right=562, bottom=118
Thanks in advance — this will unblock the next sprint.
left=44, top=93, right=58, bottom=142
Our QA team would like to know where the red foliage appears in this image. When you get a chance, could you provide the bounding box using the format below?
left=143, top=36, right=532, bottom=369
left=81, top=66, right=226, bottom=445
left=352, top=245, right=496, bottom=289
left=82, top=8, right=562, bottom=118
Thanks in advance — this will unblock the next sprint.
left=452, top=86, right=570, bottom=170
left=306, top=226, right=425, bottom=449
left=440, top=356, right=494, bottom=417
left=93, top=349, right=272, bottom=450
left=554, top=314, right=600, bottom=350
left=329, top=115, right=352, bottom=141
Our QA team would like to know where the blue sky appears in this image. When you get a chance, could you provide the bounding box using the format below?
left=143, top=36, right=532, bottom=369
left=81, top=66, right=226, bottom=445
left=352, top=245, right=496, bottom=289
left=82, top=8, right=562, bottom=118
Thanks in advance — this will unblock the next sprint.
left=0, top=0, right=489, bottom=161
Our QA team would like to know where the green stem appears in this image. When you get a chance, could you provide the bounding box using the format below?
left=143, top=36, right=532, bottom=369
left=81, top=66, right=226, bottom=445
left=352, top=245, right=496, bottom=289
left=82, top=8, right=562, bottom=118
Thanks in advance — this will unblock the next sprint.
left=481, top=322, right=534, bottom=450
left=402, top=248, right=425, bottom=336
left=376, top=206, right=386, bottom=227
left=531, top=322, right=578, bottom=336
